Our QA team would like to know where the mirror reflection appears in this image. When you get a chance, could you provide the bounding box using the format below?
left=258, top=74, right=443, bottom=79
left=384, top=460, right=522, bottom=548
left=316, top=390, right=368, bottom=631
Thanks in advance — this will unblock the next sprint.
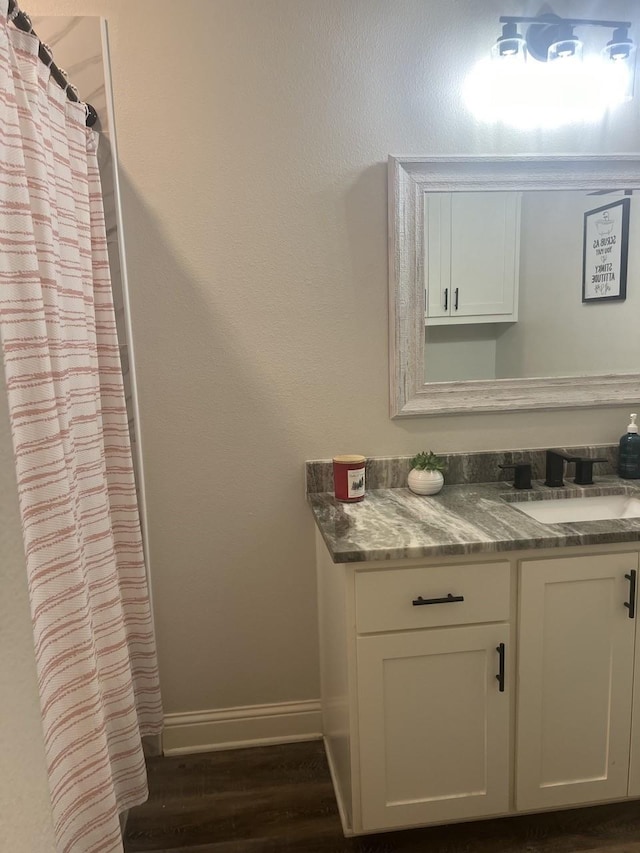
left=424, top=189, right=639, bottom=383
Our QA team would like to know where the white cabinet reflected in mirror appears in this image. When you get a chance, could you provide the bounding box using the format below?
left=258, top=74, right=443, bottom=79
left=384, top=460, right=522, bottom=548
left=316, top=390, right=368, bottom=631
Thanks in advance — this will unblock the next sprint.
left=389, top=156, right=640, bottom=416
left=425, top=191, right=521, bottom=331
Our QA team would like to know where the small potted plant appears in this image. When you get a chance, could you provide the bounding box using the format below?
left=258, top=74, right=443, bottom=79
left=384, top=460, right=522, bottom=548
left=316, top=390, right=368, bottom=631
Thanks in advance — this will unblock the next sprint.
left=407, top=450, right=445, bottom=496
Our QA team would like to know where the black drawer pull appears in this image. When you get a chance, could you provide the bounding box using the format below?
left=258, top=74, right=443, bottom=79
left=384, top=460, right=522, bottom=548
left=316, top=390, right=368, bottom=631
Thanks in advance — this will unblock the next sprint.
left=444, top=288, right=448, bottom=311
left=625, top=570, right=637, bottom=619
left=496, top=643, right=506, bottom=693
left=412, top=593, right=464, bottom=606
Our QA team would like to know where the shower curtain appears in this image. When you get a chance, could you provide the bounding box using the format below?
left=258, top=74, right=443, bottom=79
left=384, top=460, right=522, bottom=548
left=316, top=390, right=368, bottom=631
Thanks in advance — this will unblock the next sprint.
left=0, top=4, right=163, bottom=852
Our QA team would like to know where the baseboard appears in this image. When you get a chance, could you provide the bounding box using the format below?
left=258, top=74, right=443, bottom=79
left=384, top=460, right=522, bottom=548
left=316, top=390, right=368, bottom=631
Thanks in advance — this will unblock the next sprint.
left=162, top=699, right=322, bottom=755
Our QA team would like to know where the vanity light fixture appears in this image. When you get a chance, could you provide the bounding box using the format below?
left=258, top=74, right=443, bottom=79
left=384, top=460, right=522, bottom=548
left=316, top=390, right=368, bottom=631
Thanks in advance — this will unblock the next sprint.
left=465, top=13, right=636, bottom=127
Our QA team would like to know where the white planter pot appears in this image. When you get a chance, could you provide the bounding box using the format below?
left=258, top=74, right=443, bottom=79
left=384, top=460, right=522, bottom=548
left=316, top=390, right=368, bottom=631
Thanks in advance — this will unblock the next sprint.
left=407, top=468, right=444, bottom=496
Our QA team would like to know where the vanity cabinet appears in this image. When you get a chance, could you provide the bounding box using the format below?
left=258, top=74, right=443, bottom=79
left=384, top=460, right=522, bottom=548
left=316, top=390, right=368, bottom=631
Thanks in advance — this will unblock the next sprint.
left=424, top=191, right=521, bottom=326
left=316, top=538, right=640, bottom=837
left=355, top=562, right=511, bottom=830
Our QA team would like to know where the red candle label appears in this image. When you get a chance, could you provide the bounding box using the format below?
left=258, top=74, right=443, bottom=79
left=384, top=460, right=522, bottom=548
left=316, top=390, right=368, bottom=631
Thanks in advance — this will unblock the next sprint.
left=347, top=468, right=365, bottom=499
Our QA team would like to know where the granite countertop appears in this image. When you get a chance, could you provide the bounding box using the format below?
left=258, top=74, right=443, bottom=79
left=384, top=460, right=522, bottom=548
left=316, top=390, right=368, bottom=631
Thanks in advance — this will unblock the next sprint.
left=308, top=477, right=640, bottom=563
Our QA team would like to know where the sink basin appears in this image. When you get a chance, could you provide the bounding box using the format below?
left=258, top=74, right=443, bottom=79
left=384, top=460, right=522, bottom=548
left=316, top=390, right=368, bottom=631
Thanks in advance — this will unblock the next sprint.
left=509, top=494, right=640, bottom=525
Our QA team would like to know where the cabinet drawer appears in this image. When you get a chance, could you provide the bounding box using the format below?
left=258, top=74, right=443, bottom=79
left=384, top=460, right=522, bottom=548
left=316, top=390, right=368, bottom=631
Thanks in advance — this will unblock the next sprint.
left=355, top=562, right=510, bottom=634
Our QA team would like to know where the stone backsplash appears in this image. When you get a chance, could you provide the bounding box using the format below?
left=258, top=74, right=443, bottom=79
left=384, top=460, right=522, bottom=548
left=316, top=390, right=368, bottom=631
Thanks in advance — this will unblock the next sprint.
left=306, top=445, right=619, bottom=494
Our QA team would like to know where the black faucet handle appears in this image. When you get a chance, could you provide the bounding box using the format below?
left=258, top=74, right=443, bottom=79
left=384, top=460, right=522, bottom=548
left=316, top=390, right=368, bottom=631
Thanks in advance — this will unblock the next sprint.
left=573, top=457, right=608, bottom=486
left=499, top=462, right=533, bottom=490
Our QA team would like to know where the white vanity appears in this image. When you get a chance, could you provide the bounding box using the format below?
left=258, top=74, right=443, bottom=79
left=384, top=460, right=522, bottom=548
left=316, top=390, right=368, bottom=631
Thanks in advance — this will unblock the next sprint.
left=310, top=476, right=640, bottom=836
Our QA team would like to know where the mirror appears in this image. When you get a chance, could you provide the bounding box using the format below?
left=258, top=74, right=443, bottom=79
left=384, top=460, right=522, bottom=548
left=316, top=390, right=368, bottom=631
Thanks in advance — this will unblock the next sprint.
left=389, top=156, right=640, bottom=416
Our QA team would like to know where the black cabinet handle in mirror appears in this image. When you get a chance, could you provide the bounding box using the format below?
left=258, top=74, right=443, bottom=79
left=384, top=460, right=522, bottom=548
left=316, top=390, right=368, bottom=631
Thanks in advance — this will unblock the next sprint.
left=625, top=570, right=637, bottom=619
left=454, top=287, right=459, bottom=311
left=496, top=643, right=506, bottom=693
left=412, top=593, right=464, bottom=607
left=444, top=288, right=448, bottom=311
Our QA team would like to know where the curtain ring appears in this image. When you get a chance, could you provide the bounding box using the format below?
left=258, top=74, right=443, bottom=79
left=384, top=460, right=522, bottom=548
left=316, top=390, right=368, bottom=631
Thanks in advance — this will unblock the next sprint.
left=85, top=103, right=98, bottom=127
left=41, top=42, right=54, bottom=68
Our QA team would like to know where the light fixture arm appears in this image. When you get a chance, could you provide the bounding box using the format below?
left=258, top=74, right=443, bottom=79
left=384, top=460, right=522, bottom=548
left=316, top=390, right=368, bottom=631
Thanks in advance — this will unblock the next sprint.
left=499, top=16, right=631, bottom=31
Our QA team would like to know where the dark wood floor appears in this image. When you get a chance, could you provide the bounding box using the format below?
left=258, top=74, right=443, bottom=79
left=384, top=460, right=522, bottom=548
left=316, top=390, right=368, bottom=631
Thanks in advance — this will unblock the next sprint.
left=124, top=740, right=640, bottom=853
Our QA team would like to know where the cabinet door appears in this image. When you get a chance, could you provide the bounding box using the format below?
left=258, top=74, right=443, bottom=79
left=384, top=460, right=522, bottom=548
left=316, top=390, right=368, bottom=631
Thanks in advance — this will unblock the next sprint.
left=450, top=192, right=520, bottom=319
left=425, top=193, right=452, bottom=320
left=627, top=562, right=640, bottom=796
left=357, top=624, right=510, bottom=831
left=424, top=192, right=520, bottom=324
left=516, top=553, right=637, bottom=811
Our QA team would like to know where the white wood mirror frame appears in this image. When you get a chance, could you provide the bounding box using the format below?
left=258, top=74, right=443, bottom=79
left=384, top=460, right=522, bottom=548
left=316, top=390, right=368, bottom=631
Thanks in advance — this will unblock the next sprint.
left=389, top=154, right=640, bottom=417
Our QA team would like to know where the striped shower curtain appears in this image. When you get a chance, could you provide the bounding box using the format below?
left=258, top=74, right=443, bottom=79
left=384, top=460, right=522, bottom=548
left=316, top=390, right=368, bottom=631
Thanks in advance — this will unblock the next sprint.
left=0, top=3, right=163, bottom=852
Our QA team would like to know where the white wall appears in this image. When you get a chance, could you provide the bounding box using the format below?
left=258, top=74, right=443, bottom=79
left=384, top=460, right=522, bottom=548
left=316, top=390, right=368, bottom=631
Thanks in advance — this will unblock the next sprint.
left=15, top=0, right=640, bottom=741
left=425, top=326, right=498, bottom=382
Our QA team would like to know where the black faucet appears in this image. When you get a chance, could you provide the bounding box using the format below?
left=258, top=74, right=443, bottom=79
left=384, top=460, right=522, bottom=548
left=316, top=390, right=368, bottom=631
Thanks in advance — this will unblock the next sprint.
left=499, top=462, right=532, bottom=490
left=545, top=450, right=607, bottom=487
left=545, top=450, right=576, bottom=487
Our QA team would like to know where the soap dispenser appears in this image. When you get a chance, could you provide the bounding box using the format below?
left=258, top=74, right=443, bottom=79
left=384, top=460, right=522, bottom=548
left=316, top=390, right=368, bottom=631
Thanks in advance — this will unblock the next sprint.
left=618, top=414, right=640, bottom=479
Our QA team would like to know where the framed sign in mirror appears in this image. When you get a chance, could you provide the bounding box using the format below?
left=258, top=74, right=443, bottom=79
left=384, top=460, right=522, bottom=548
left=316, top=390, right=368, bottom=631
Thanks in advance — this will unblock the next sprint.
left=389, top=155, right=640, bottom=417
left=582, top=198, right=630, bottom=303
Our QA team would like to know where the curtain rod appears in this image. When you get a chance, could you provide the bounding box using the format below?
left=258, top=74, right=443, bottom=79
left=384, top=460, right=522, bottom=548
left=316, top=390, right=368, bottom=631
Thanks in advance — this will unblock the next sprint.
left=6, top=0, right=98, bottom=127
